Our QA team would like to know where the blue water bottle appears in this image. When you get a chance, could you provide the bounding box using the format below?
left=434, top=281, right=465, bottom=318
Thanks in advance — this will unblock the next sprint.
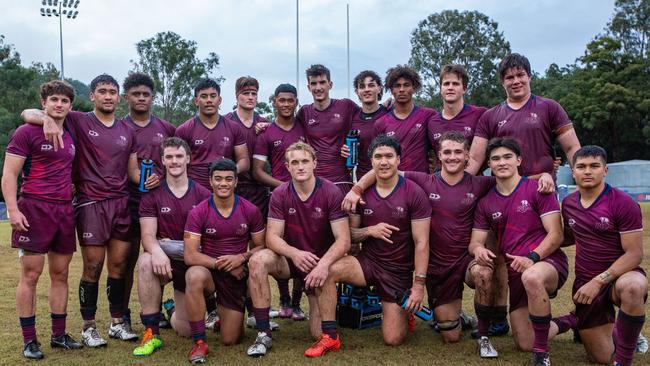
left=345, top=129, right=360, bottom=168
left=396, top=289, right=433, bottom=321
left=139, top=159, right=154, bottom=193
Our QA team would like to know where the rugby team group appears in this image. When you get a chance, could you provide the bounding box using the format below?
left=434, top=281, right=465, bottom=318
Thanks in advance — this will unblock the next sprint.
left=2, top=52, right=647, bottom=365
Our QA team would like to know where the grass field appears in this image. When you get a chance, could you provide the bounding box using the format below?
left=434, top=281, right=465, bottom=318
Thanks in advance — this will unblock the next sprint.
left=0, top=206, right=649, bottom=365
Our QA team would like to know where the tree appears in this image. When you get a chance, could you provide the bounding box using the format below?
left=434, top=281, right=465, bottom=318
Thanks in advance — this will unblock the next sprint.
left=608, top=0, right=650, bottom=59
left=408, top=10, right=511, bottom=109
left=130, top=31, right=224, bottom=124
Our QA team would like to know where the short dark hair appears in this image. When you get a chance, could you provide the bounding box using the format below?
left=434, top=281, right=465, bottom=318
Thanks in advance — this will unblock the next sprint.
left=235, top=76, right=259, bottom=95
left=368, top=134, right=401, bottom=158
left=305, top=64, right=331, bottom=81
left=274, top=83, right=297, bottom=97
left=498, top=53, right=532, bottom=81
left=439, top=130, right=469, bottom=151
left=194, top=78, right=221, bottom=97
left=573, top=145, right=607, bottom=165
left=40, top=80, right=75, bottom=102
left=486, top=137, right=522, bottom=158
left=90, top=74, right=119, bottom=92
left=440, top=64, right=469, bottom=90
left=123, top=72, right=155, bottom=93
left=385, top=65, right=422, bottom=92
left=161, top=137, right=191, bottom=157
left=353, top=70, right=383, bottom=100
left=209, top=158, right=237, bottom=177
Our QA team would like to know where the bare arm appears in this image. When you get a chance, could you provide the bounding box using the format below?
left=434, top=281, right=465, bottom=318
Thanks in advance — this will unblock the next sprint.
left=128, top=153, right=140, bottom=184
left=531, top=212, right=563, bottom=259
left=603, top=231, right=643, bottom=280
left=349, top=214, right=400, bottom=244
left=467, top=136, right=488, bottom=175
left=234, top=144, right=250, bottom=174
left=304, top=218, right=351, bottom=289
left=341, top=170, right=377, bottom=212
left=252, top=158, right=283, bottom=188
left=411, top=219, right=430, bottom=278
left=468, top=229, right=496, bottom=266
left=266, top=219, right=298, bottom=258
left=556, top=127, right=581, bottom=168
left=1, top=155, right=29, bottom=231
left=140, top=217, right=172, bottom=279
left=183, top=232, right=218, bottom=268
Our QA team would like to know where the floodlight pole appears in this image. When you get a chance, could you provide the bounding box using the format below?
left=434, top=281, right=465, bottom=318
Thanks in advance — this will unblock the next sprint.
left=347, top=3, right=350, bottom=98
left=58, top=1, right=64, bottom=80
left=40, top=0, right=80, bottom=81
left=296, top=0, right=299, bottom=100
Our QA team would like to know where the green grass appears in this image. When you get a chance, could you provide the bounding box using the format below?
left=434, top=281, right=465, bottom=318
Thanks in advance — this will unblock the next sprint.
left=0, top=205, right=649, bottom=365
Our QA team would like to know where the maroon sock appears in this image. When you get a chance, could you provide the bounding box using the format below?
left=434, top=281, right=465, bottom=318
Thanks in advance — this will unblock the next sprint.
left=51, top=313, right=67, bottom=338
left=321, top=320, right=337, bottom=338
left=530, top=314, right=552, bottom=353
left=189, top=320, right=206, bottom=342
left=614, top=310, right=645, bottom=366
left=474, top=303, right=492, bottom=337
left=140, top=313, right=161, bottom=335
left=551, top=311, right=577, bottom=335
left=19, top=316, right=37, bottom=344
left=253, top=307, right=271, bottom=336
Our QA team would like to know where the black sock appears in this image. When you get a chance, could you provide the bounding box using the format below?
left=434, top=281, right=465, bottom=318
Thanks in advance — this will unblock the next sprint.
left=79, top=280, right=98, bottom=322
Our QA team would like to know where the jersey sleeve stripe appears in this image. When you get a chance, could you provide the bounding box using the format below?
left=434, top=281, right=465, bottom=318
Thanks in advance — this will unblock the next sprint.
left=253, top=154, right=268, bottom=162
left=267, top=217, right=285, bottom=222
left=329, top=217, right=349, bottom=224
left=251, top=229, right=266, bottom=235
left=620, top=228, right=643, bottom=234
left=539, top=210, right=561, bottom=218
left=5, top=152, right=27, bottom=159
left=184, top=230, right=202, bottom=237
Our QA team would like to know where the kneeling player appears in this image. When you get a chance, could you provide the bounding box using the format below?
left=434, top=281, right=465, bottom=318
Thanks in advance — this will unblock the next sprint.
left=318, top=135, right=431, bottom=351
left=246, top=142, right=351, bottom=357
left=133, top=137, right=210, bottom=356
left=469, top=138, right=567, bottom=365
left=2, top=80, right=82, bottom=359
left=560, top=146, right=647, bottom=366
left=183, top=158, right=266, bottom=364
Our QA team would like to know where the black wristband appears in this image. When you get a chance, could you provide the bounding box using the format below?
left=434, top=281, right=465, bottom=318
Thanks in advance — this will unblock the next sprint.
left=527, top=251, right=541, bottom=263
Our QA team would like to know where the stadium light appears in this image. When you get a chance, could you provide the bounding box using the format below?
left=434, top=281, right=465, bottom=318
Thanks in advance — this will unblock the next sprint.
left=39, top=0, right=81, bottom=80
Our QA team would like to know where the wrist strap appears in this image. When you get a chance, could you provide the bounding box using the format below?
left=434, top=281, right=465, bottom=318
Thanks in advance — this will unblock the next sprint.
left=527, top=251, right=541, bottom=263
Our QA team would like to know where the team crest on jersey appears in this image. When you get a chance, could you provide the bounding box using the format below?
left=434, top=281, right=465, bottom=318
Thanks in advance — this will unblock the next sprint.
left=236, top=223, right=249, bottom=235
left=461, top=192, right=476, bottom=205
left=41, top=143, right=53, bottom=151
left=491, top=212, right=502, bottom=221
left=194, top=139, right=205, bottom=145
left=117, top=135, right=128, bottom=146
left=464, top=126, right=472, bottom=133
left=567, top=218, right=576, bottom=227
left=82, top=232, right=93, bottom=239
left=386, top=131, right=396, bottom=137
left=432, top=133, right=441, bottom=140
left=392, top=206, right=406, bottom=219
left=18, top=235, right=30, bottom=242
left=160, top=207, right=171, bottom=213
left=220, top=136, right=231, bottom=147
left=516, top=200, right=531, bottom=213
left=497, top=120, right=508, bottom=128
left=205, top=228, right=217, bottom=234
left=363, top=208, right=374, bottom=215
left=308, top=118, right=317, bottom=125
left=595, top=217, right=612, bottom=230
left=69, top=144, right=76, bottom=156
left=429, top=193, right=441, bottom=201
left=412, top=123, right=423, bottom=131
left=311, top=207, right=323, bottom=219
left=525, top=112, right=539, bottom=125
left=298, top=136, right=306, bottom=142
left=333, top=113, right=341, bottom=119
left=88, top=130, right=99, bottom=137
left=273, top=140, right=282, bottom=147
left=288, top=207, right=296, bottom=215
left=154, top=132, right=164, bottom=143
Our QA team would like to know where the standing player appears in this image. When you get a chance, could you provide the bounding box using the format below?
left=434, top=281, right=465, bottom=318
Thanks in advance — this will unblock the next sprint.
left=467, top=53, right=581, bottom=178
left=245, top=142, right=351, bottom=358
left=469, top=138, right=567, bottom=365
left=175, top=78, right=249, bottom=191
left=21, top=74, right=143, bottom=346
left=252, top=83, right=306, bottom=320
left=183, top=158, right=266, bottom=364
left=317, top=135, right=431, bottom=352
left=559, top=146, right=646, bottom=366
left=122, top=72, right=176, bottom=327
left=297, top=64, right=359, bottom=194
left=427, top=65, right=487, bottom=170
left=2, top=80, right=82, bottom=359
left=132, top=137, right=211, bottom=357
left=374, top=65, right=437, bottom=173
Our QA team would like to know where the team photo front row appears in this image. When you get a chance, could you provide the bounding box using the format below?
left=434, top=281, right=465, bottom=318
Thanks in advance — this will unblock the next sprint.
left=2, top=55, right=647, bottom=366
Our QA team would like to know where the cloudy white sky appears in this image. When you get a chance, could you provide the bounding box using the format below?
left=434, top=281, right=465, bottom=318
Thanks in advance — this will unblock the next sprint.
left=1, top=0, right=614, bottom=116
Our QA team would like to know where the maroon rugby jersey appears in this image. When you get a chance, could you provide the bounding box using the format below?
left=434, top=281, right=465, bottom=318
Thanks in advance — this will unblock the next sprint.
left=224, top=111, right=268, bottom=185
left=405, top=171, right=494, bottom=274
left=297, top=99, right=359, bottom=184
left=6, top=124, right=75, bottom=202
left=253, top=121, right=306, bottom=182
left=64, top=111, right=135, bottom=204
left=139, top=179, right=210, bottom=240
left=374, top=106, right=436, bottom=173
left=175, top=116, right=247, bottom=190
left=184, top=195, right=264, bottom=259
left=268, top=178, right=347, bottom=258
left=562, top=185, right=643, bottom=279
left=474, top=95, right=571, bottom=177
left=427, top=104, right=487, bottom=153
left=124, top=115, right=176, bottom=208
left=356, top=176, right=430, bottom=273
left=352, top=105, right=388, bottom=180
left=474, top=177, right=561, bottom=257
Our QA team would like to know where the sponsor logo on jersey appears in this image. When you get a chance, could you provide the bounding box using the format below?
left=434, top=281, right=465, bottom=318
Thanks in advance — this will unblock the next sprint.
left=82, top=232, right=93, bottom=239
left=491, top=211, right=502, bottom=220
left=308, top=118, right=317, bottom=125
left=386, top=131, right=396, bottom=137
left=88, top=130, right=99, bottom=137
left=41, top=144, right=53, bottom=151
left=363, top=208, right=374, bottom=215
left=497, top=120, right=507, bottom=128
left=273, top=140, right=282, bottom=147
left=568, top=218, right=576, bottom=227
left=516, top=200, right=531, bottom=213
left=595, top=217, right=612, bottom=230
left=194, top=139, right=205, bottom=145
left=432, top=133, right=441, bottom=140
left=429, top=193, right=441, bottom=201
left=205, top=228, right=217, bottom=234
left=288, top=208, right=296, bottom=215
left=18, top=235, right=31, bottom=242
left=161, top=207, right=171, bottom=213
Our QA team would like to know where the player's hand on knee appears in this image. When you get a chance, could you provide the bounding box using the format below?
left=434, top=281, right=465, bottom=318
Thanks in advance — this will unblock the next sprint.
left=536, top=173, right=555, bottom=194
left=229, top=266, right=246, bottom=280
left=8, top=209, right=30, bottom=232
left=291, top=250, right=320, bottom=273
left=573, top=279, right=602, bottom=305
left=505, top=254, right=533, bottom=273
left=368, top=223, right=399, bottom=244
left=152, top=251, right=172, bottom=279
left=474, top=247, right=496, bottom=267
left=215, top=254, right=246, bottom=272
left=406, top=284, right=424, bottom=312
left=304, top=263, right=329, bottom=289
left=144, top=173, right=161, bottom=190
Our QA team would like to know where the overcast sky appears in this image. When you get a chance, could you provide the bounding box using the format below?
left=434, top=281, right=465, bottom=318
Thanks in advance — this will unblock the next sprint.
left=1, top=0, right=614, bottom=117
